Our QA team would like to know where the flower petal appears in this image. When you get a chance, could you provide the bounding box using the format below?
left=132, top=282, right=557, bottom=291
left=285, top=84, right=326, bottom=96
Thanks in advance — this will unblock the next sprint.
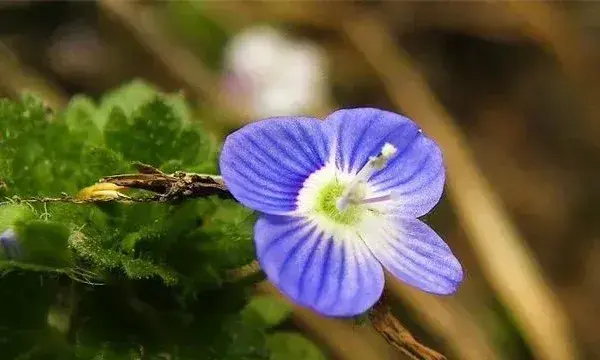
left=219, top=116, right=331, bottom=214
left=361, top=215, right=463, bottom=295
left=324, top=108, right=420, bottom=173
left=255, top=214, right=384, bottom=317
left=324, top=108, right=445, bottom=217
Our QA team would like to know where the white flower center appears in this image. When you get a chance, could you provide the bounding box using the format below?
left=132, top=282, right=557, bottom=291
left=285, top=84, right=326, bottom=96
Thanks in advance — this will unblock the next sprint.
left=296, top=143, right=398, bottom=230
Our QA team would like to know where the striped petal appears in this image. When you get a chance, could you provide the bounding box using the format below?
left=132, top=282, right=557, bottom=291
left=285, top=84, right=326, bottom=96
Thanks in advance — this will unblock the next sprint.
left=255, top=214, right=384, bottom=317
left=219, top=116, right=331, bottom=214
left=324, top=108, right=445, bottom=217
left=324, top=108, right=419, bottom=173
left=361, top=215, right=463, bottom=295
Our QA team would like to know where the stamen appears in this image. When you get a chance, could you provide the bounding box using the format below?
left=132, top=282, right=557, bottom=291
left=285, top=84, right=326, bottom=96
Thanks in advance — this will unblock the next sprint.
left=357, top=193, right=392, bottom=205
left=336, top=143, right=398, bottom=210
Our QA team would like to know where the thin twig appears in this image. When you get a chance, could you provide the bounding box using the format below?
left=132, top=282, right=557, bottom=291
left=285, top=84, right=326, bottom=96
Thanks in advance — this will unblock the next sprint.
left=369, top=292, right=447, bottom=360
left=1, top=163, right=232, bottom=206
left=0, top=196, right=153, bottom=206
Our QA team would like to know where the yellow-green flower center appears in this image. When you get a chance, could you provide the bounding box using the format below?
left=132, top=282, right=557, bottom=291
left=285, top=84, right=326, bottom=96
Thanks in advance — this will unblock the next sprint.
left=315, top=180, right=363, bottom=225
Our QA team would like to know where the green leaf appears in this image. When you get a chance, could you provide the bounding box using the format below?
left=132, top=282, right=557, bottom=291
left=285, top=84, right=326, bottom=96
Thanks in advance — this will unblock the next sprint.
left=266, top=333, right=327, bottom=360
left=104, top=99, right=183, bottom=166
left=68, top=228, right=178, bottom=285
left=177, top=127, right=219, bottom=172
left=199, top=200, right=256, bottom=272
left=243, top=296, right=292, bottom=328
left=121, top=257, right=178, bottom=285
left=128, top=99, right=183, bottom=165
left=0, top=95, right=89, bottom=196
left=163, top=90, right=193, bottom=124
left=103, top=107, right=132, bottom=160
left=78, top=146, right=127, bottom=188
left=0, top=204, right=36, bottom=230
left=15, top=220, right=74, bottom=268
left=62, top=95, right=102, bottom=145
left=95, top=79, right=159, bottom=129
left=95, top=79, right=194, bottom=130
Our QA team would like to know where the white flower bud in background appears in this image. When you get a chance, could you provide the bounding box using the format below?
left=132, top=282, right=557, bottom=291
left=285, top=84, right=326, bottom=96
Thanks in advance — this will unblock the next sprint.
left=221, top=25, right=328, bottom=119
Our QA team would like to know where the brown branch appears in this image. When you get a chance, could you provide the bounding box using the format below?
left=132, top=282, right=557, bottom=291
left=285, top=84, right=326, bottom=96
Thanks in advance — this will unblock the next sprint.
left=369, top=292, right=447, bottom=360
left=1, top=163, right=232, bottom=206
left=97, top=162, right=231, bottom=201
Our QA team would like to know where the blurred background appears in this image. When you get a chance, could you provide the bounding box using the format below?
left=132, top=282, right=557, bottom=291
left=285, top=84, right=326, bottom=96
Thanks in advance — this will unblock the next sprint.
left=0, top=1, right=599, bottom=359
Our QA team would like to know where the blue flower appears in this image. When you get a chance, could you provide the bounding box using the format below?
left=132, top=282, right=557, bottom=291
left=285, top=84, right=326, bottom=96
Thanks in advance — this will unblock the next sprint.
left=0, top=228, right=22, bottom=260
left=219, top=108, right=463, bottom=317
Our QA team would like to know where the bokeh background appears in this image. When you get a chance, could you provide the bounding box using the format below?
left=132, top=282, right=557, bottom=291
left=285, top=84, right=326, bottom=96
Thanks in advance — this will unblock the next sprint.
left=1, top=1, right=599, bottom=359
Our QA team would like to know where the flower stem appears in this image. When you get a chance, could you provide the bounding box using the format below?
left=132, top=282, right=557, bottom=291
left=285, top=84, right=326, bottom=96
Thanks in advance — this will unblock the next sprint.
left=369, top=291, right=447, bottom=360
left=225, top=260, right=262, bottom=282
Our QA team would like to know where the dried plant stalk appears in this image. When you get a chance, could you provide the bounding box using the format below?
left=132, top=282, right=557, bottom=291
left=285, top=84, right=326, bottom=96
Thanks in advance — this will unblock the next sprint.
left=343, top=14, right=579, bottom=360
left=369, top=292, right=447, bottom=360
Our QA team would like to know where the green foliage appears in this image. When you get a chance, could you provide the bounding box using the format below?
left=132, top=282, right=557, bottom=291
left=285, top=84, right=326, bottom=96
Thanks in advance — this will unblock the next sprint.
left=0, top=81, right=325, bottom=359
left=244, top=296, right=293, bottom=328
left=267, top=333, right=327, bottom=360
left=17, top=220, right=73, bottom=268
